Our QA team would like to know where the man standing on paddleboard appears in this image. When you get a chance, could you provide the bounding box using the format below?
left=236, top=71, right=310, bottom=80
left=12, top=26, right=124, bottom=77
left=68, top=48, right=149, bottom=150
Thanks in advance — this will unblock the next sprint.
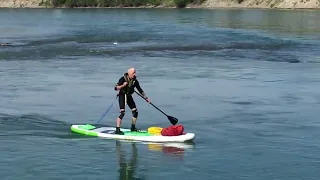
left=114, top=68, right=151, bottom=135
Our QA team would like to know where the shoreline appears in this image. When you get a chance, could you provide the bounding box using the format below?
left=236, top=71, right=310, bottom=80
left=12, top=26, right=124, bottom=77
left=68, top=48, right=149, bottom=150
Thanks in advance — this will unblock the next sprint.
left=1, top=6, right=320, bottom=10
left=0, top=0, right=319, bottom=9
left=0, top=6, right=320, bottom=10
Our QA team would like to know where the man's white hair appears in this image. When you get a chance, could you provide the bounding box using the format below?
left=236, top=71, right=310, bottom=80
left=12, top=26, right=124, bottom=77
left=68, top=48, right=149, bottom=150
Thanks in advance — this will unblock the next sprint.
left=128, top=67, right=135, bottom=73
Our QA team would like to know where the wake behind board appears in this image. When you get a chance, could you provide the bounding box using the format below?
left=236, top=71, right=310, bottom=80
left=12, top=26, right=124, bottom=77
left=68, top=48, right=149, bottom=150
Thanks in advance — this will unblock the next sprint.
left=71, top=124, right=195, bottom=143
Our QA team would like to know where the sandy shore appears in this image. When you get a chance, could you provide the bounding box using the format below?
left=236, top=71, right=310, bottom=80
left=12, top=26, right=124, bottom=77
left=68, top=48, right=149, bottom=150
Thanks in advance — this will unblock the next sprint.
left=0, top=0, right=319, bottom=9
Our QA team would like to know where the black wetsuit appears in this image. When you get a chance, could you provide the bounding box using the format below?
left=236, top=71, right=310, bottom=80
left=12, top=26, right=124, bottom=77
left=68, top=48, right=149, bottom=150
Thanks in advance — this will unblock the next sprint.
left=115, top=73, right=145, bottom=111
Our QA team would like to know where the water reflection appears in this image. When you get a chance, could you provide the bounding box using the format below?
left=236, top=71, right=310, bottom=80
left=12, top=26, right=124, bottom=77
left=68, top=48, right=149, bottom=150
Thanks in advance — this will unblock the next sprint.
left=116, top=141, right=145, bottom=180
left=115, top=140, right=195, bottom=179
left=146, top=142, right=195, bottom=158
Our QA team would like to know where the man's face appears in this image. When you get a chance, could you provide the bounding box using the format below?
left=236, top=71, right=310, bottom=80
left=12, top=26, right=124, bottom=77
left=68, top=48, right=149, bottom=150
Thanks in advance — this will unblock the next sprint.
left=129, top=70, right=136, bottom=79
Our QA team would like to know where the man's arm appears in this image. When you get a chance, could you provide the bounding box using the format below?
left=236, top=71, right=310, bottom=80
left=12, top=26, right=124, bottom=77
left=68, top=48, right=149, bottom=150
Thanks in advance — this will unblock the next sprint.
left=135, top=80, right=147, bottom=99
left=114, top=77, right=127, bottom=91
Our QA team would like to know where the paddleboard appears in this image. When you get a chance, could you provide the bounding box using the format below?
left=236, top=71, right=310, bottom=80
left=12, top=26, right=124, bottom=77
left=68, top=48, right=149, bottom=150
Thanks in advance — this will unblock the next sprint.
left=71, top=124, right=195, bottom=143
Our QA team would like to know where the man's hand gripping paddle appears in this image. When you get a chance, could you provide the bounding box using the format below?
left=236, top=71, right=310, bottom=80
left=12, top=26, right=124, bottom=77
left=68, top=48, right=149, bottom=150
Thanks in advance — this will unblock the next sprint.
left=134, top=90, right=178, bottom=125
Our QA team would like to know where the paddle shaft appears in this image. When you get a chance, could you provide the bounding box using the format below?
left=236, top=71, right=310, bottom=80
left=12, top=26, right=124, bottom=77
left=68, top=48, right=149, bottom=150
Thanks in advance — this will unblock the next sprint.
left=150, top=102, right=168, bottom=117
left=134, top=90, right=178, bottom=125
left=134, top=90, right=168, bottom=116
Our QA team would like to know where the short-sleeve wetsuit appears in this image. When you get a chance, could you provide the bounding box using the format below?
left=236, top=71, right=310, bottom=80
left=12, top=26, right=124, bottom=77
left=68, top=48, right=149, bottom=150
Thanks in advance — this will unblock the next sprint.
left=114, top=73, right=146, bottom=114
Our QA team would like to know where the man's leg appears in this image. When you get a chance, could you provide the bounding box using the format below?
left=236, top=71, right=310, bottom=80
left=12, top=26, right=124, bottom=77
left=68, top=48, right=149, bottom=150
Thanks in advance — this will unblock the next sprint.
left=127, top=95, right=139, bottom=131
left=131, top=108, right=138, bottom=126
left=116, top=94, right=125, bottom=135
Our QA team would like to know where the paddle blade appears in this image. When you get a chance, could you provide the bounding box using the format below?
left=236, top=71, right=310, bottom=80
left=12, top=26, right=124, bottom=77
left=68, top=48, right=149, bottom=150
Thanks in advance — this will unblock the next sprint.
left=168, top=116, right=178, bottom=125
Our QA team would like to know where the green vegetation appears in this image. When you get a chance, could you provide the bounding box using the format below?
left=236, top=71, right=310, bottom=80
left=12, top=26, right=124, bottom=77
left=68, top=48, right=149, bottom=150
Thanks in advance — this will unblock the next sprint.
left=41, top=0, right=204, bottom=8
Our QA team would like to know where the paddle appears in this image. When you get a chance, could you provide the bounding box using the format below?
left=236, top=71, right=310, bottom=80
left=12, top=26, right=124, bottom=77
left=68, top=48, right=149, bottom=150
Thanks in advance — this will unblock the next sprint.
left=134, top=90, right=178, bottom=125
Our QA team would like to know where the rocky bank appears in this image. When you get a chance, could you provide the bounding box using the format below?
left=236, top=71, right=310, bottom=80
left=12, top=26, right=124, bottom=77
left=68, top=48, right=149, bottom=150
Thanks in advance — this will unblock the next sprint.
left=0, top=0, right=319, bottom=9
left=199, top=0, right=320, bottom=9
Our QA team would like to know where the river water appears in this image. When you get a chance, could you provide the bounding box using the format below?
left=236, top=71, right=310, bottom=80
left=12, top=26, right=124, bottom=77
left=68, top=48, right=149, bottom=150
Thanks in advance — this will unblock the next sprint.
left=1, top=8, right=320, bottom=180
